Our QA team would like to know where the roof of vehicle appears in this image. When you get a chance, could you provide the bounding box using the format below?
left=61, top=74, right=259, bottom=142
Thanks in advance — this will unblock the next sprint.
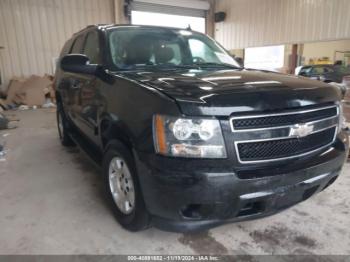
left=73, top=24, right=198, bottom=36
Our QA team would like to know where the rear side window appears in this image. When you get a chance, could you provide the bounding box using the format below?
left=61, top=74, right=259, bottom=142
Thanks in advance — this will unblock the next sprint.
left=70, top=34, right=85, bottom=54
left=83, top=31, right=101, bottom=64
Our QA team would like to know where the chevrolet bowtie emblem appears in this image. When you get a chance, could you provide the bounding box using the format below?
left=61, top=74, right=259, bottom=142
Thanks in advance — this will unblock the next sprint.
left=289, top=124, right=314, bottom=138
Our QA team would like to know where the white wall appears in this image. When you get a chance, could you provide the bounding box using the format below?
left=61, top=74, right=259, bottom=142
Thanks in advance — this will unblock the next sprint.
left=215, top=0, right=350, bottom=50
left=0, top=0, right=118, bottom=90
left=302, top=40, right=350, bottom=65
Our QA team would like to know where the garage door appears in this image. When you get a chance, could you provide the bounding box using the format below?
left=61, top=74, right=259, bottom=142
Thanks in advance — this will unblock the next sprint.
left=131, top=0, right=210, bottom=18
left=131, top=0, right=210, bottom=33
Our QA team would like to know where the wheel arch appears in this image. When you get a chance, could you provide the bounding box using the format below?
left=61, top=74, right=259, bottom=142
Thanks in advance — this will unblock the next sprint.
left=100, top=114, right=134, bottom=152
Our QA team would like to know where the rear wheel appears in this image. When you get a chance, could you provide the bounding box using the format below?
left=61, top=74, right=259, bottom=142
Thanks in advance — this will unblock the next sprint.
left=103, top=141, right=151, bottom=231
left=56, top=105, right=75, bottom=147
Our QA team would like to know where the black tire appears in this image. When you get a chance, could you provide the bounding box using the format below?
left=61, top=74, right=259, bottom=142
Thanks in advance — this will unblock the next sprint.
left=102, top=141, right=151, bottom=232
left=56, top=104, right=75, bottom=147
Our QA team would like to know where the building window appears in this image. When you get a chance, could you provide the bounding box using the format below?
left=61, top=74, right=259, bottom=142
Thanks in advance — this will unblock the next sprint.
left=245, top=45, right=285, bottom=71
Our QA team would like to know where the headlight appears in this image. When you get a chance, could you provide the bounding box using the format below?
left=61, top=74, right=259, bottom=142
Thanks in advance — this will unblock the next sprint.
left=153, top=115, right=227, bottom=158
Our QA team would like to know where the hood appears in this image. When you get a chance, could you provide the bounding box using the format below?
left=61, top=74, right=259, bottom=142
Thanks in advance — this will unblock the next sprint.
left=121, top=69, right=341, bottom=116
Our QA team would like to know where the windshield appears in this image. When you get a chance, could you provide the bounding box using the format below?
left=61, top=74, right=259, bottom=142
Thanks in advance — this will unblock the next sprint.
left=107, top=27, right=240, bottom=70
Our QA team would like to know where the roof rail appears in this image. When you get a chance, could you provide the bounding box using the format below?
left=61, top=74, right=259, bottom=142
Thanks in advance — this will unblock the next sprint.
left=73, top=25, right=94, bottom=35
left=73, top=24, right=110, bottom=35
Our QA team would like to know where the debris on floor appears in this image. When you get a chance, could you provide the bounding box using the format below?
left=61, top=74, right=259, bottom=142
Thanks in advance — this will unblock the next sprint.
left=0, top=113, right=18, bottom=130
left=18, top=105, right=29, bottom=111
left=0, top=148, right=5, bottom=162
left=0, top=114, right=15, bottom=162
left=42, top=98, right=56, bottom=109
left=0, top=114, right=9, bottom=130
left=0, top=133, right=7, bottom=162
left=0, top=98, right=7, bottom=111
left=0, top=74, right=56, bottom=111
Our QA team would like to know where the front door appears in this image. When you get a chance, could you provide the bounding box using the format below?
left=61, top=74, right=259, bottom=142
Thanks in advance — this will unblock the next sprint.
left=65, top=34, right=86, bottom=126
left=75, top=30, right=102, bottom=144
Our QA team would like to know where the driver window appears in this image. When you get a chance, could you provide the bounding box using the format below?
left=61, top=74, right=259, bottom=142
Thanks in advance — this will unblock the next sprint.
left=83, top=31, right=101, bottom=64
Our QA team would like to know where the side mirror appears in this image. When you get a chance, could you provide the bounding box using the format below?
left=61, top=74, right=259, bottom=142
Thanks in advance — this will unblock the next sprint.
left=60, top=54, right=98, bottom=75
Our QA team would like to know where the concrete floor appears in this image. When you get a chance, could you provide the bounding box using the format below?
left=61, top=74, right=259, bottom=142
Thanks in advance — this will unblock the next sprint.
left=0, top=109, right=349, bottom=255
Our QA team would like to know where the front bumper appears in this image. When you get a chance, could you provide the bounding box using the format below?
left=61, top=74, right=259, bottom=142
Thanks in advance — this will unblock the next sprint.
left=134, top=132, right=349, bottom=232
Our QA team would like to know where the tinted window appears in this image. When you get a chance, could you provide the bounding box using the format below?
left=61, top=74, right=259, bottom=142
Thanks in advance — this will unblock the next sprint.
left=70, top=34, right=85, bottom=54
left=311, top=66, right=331, bottom=75
left=323, top=67, right=334, bottom=73
left=60, top=39, right=74, bottom=57
left=83, top=31, right=100, bottom=64
left=299, top=67, right=312, bottom=75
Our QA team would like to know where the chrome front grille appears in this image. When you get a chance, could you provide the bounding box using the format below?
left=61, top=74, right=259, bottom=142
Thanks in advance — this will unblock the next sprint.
left=230, top=104, right=339, bottom=164
left=231, top=106, right=338, bottom=130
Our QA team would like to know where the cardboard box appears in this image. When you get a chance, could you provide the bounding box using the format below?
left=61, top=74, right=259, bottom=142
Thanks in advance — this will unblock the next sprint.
left=18, top=75, right=52, bottom=106
left=5, top=75, right=54, bottom=107
left=5, top=77, right=26, bottom=105
left=0, top=98, right=6, bottom=110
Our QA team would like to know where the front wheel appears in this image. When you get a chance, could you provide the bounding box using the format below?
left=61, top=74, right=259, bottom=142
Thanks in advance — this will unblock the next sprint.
left=103, top=141, right=151, bottom=231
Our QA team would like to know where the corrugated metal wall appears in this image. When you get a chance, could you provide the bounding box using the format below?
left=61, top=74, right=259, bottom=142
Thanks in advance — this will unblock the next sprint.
left=0, top=0, right=115, bottom=89
left=215, top=0, right=350, bottom=50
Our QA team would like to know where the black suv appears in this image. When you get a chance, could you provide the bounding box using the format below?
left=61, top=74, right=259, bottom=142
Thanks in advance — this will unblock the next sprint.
left=55, top=25, right=349, bottom=232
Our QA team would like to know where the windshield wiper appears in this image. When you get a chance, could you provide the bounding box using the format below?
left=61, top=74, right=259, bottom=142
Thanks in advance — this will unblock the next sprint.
left=137, top=64, right=197, bottom=70
left=116, top=63, right=241, bottom=72
left=192, top=62, right=241, bottom=69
